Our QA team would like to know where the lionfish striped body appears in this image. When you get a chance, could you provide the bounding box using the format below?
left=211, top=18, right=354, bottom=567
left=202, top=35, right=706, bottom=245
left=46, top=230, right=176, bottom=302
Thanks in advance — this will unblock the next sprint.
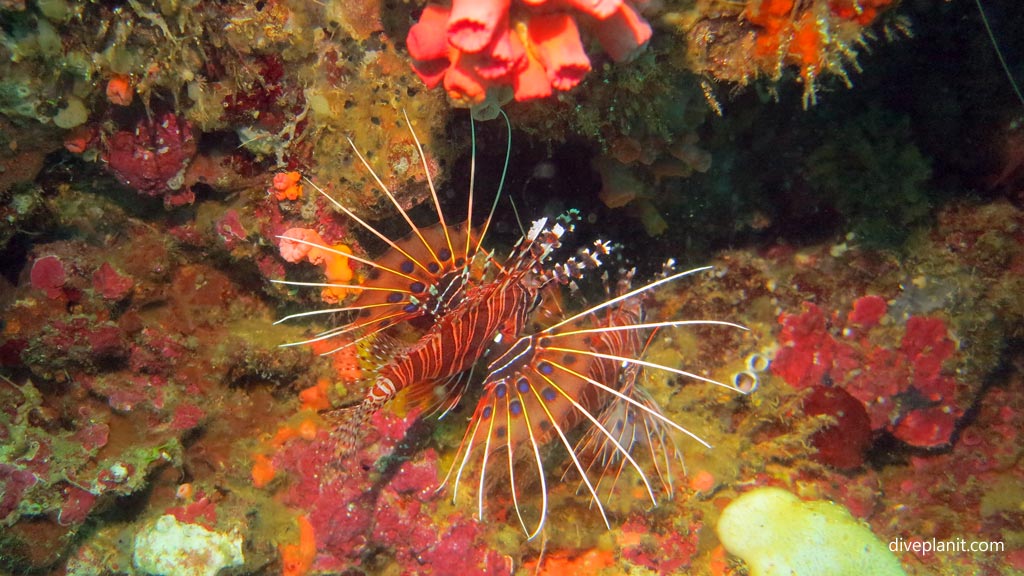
left=338, top=218, right=597, bottom=439
left=276, top=113, right=747, bottom=536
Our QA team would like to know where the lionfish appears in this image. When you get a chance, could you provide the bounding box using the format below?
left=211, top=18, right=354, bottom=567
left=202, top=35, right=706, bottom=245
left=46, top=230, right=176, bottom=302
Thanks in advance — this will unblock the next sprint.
left=274, top=112, right=747, bottom=537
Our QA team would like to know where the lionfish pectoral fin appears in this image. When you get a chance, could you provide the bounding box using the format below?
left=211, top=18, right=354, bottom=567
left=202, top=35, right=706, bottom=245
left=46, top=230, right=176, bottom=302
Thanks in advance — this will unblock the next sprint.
left=393, top=372, right=468, bottom=418
left=322, top=401, right=372, bottom=458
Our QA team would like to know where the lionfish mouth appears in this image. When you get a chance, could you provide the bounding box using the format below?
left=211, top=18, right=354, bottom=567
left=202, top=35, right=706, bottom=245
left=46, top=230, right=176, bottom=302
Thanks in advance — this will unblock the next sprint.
left=273, top=110, right=749, bottom=538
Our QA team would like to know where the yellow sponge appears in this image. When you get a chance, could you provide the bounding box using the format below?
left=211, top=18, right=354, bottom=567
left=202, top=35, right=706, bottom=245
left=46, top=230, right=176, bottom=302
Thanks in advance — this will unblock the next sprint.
left=717, top=487, right=905, bottom=576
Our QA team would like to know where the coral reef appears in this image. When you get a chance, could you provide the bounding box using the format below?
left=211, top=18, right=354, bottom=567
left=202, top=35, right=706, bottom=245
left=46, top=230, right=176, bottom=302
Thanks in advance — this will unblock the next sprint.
left=0, top=0, right=452, bottom=220
left=248, top=400, right=510, bottom=573
left=0, top=186, right=309, bottom=571
left=1, top=0, right=1023, bottom=574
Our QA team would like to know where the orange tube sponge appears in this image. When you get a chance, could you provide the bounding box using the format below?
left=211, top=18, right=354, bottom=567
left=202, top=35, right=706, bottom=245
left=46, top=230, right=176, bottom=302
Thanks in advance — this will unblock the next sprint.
left=407, top=4, right=452, bottom=63
left=513, top=49, right=554, bottom=101
left=270, top=425, right=299, bottom=448
left=475, top=19, right=525, bottom=79
left=591, top=2, right=652, bottom=63
left=316, top=243, right=353, bottom=303
left=319, top=244, right=352, bottom=283
left=566, top=0, right=623, bottom=19
left=527, top=13, right=591, bottom=91
left=281, top=515, right=316, bottom=576
left=444, top=53, right=489, bottom=105
left=279, top=228, right=350, bottom=279
left=448, top=0, right=511, bottom=53
left=297, top=418, right=318, bottom=441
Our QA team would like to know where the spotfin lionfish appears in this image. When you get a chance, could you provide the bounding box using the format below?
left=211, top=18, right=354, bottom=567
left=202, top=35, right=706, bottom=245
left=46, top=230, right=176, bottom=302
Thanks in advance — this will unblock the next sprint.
left=274, top=111, right=748, bottom=537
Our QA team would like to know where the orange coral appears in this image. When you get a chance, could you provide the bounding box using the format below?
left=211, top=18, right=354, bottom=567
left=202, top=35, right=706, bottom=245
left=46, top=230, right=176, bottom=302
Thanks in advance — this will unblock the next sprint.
left=251, top=453, right=276, bottom=488
left=448, top=0, right=512, bottom=53
left=296, top=417, right=318, bottom=441
left=175, top=482, right=194, bottom=501
left=689, top=469, right=716, bottom=492
left=281, top=515, right=316, bottom=576
left=790, top=11, right=821, bottom=80
left=270, top=425, right=299, bottom=448
left=64, top=126, right=94, bottom=154
left=591, top=3, right=652, bottom=63
left=269, top=417, right=320, bottom=447
left=528, top=13, right=591, bottom=91
left=278, top=228, right=354, bottom=302
left=299, top=379, right=332, bottom=411
left=737, top=0, right=898, bottom=106
left=523, top=549, right=614, bottom=575
left=709, top=545, right=729, bottom=576
left=273, top=171, right=303, bottom=201
left=106, top=75, right=133, bottom=106
left=829, top=0, right=892, bottom=24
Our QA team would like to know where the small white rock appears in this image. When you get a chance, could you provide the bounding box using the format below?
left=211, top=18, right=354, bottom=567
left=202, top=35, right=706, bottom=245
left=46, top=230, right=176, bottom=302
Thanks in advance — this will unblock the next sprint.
left=133, top=515, right=244, bottom=576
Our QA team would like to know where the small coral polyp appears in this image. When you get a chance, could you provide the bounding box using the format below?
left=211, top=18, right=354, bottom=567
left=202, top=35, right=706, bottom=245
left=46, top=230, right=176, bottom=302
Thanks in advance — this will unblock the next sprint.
left=406, top=0, right=652, bottom=105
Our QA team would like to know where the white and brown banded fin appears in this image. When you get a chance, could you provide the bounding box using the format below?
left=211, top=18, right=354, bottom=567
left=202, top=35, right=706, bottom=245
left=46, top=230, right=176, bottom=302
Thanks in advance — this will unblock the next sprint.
left=322, top=401, right=373, bottom=458
left=570, top=375, right=685, bottom=501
